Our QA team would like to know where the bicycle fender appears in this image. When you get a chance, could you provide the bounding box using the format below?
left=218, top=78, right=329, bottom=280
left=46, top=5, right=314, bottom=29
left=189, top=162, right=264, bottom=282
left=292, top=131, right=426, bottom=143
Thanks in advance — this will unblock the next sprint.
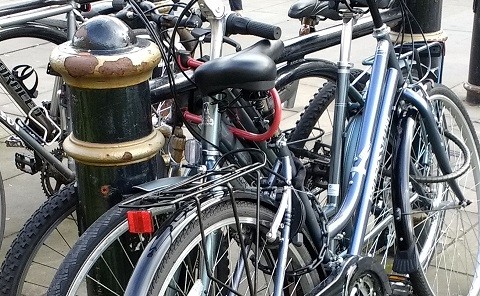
left=133, top=176, right=191, bottom=192
left=391, top=109, right=421, bottom=274
left=124, top=190, right=278, bottom=295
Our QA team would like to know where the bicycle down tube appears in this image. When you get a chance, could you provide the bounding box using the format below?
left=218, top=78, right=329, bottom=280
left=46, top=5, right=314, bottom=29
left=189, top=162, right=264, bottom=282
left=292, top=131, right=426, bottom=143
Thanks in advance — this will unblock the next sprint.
left=325, top=0, right=467, bottom=259
left=0, top=109, right=75, bottom=181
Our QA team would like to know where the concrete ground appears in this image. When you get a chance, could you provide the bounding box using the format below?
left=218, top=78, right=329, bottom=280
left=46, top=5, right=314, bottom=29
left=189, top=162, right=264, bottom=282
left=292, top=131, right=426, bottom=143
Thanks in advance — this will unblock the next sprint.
left=0, top=0, right=479, bottom=294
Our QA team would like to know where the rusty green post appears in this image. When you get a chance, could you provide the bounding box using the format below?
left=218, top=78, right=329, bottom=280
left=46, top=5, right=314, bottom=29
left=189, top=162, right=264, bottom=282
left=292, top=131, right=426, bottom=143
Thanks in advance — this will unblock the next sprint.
left=50, top=15, right=163, bottom=293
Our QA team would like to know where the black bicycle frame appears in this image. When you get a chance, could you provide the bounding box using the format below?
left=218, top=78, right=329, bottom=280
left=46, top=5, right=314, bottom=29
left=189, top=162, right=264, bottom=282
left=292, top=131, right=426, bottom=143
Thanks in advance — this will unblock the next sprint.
left=0, top=109, right=74, bottom=180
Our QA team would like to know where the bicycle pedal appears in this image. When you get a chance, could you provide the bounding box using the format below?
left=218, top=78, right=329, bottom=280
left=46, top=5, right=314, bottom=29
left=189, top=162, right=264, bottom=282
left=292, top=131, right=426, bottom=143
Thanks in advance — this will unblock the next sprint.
left=5, top=136, right=24, bottom=148
left=15, top=152, right=39, bottom=175
left=389, top=274, right=412, bottom=296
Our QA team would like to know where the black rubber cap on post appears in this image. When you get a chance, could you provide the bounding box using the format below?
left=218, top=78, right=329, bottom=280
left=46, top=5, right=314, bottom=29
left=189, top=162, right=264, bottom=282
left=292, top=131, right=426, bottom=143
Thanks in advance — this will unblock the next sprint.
left=72, top=15, right=137, bottom=51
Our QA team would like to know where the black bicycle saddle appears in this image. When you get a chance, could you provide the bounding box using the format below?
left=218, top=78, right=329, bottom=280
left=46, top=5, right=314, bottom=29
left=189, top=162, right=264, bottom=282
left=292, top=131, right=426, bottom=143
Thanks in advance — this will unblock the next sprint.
left=288, top=0, right=342, bottom=21
left=194, top=39, right=281, bottom=95
left=194, top=52, right=276, bottom=95
left=240, top=39, right=284, bottom=62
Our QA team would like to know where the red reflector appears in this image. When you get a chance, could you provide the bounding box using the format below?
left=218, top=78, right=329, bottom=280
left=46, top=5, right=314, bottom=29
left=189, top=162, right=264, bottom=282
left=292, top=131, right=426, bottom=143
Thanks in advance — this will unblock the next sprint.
left=127, top=210, right=154, bottom=234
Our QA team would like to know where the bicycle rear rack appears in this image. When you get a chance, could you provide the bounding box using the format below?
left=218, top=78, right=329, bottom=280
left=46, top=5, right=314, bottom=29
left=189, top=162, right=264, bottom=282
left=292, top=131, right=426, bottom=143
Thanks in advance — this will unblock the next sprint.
left=121, top=160, right=266, bottom=209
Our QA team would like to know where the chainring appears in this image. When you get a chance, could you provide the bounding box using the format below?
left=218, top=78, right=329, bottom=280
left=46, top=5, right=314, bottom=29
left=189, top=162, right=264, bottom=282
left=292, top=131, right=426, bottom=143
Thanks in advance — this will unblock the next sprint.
left=40, top=147, right=69, bottom=197
left=345, top=256, right=392, bottom=296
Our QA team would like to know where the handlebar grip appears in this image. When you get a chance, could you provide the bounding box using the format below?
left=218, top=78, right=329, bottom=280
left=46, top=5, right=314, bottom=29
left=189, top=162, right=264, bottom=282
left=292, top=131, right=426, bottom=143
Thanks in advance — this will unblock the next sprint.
left=225, top=14, right=281, bottom=40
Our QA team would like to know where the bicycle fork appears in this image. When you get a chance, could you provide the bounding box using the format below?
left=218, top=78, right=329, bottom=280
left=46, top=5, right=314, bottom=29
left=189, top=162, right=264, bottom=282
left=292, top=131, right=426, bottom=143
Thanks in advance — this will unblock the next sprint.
left=268, top=156, right=293, bottom=296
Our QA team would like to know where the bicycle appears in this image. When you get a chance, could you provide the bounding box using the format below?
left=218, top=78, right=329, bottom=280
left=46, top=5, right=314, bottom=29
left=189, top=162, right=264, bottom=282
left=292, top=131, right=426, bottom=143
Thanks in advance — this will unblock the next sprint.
left=0, top=0, right=92, bottom=199
left=46, top=0, right=480, bottom=295
left=0, top=0, right=189, bottom=294
left=42, top=0, right=465, bottom=295
left=0, top=0, right=89, bottom=261
left=4, top=0, right=406, bottom=295
left=42, top=0, right=458, bottom=294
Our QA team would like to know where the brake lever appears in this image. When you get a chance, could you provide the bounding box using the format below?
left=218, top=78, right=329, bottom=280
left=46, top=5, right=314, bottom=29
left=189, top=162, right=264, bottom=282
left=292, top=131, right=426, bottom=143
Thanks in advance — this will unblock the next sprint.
left=191, top=28, right=242, bottom=51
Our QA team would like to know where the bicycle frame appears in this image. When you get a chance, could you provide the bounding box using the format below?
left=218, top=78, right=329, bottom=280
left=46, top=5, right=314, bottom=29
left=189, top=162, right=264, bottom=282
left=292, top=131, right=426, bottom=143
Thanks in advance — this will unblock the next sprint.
left=324, top=0, right=466, bottom=260
left=0, top=109, right=74, bottom=179
left=124, top=1, right=403, bottom=293
left=0, top=3, right=77, bottom=39
left=0, top=0, right=84, bottom=181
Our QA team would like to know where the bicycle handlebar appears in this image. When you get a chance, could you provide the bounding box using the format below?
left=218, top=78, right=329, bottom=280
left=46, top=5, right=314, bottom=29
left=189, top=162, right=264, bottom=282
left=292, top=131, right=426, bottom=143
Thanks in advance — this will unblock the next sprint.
left=225, top=14, right=282, bottom=40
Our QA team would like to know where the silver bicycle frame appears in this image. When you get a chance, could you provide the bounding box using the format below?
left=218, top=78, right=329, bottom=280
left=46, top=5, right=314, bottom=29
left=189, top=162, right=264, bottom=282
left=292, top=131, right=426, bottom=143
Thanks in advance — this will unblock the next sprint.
left=326, top=24, right=400, bottom=256
left=197, top=0, right=225, bottom=170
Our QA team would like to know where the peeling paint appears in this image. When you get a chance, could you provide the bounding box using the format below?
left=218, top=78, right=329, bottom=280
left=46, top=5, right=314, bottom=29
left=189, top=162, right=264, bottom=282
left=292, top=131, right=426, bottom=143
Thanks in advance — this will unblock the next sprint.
left=64, top=54, right=98, bottom=77
left=99, top=57, right=133, bottom=76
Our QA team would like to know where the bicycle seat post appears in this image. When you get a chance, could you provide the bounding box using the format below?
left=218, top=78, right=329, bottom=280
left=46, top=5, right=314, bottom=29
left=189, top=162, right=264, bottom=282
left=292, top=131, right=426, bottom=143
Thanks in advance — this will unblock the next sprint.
left=197, top=0, right=226, bottom=170
left=324, top=13, right=358, bottom=218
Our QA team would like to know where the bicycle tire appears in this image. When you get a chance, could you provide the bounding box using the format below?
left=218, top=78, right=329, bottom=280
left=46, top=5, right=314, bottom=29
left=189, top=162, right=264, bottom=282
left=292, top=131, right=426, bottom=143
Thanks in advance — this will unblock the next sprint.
left=141, top=200, right=319, bottom=295
left=394, top=84, right=480, bottom=296
left=46, top=195, right=171, bottom=296
left=288, top=82, right=336, bottom=146
left=0, top=22, right=67, bottom=45
left=0, top=183, right=77, bottom=296
left=0, top=171, right=5, bottom=251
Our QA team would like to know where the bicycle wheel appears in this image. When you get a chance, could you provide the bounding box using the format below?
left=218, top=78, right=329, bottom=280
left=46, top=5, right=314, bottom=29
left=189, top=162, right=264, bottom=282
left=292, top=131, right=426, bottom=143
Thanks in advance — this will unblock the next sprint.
left=395, top=84, right=480, bottom=296
left=0, top=171, right=5, bottom=250
left=47, top=195, right=171, bottom=296
left=0, top=183, right=77, bottom=296
left=140, top=200, right=320, bottom=295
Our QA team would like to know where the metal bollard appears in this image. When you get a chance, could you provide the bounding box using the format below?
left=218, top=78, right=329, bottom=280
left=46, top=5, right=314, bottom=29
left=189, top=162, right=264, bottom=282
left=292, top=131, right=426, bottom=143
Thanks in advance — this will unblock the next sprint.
left=50, top=16, right=163, bottom=292
left=50, top=14, right=164, bottom=292
left=50, top=15, right=163, bottom=230
left=465, top=0, right=480, bottom=104
left=390, top=0, right=447, bottom=81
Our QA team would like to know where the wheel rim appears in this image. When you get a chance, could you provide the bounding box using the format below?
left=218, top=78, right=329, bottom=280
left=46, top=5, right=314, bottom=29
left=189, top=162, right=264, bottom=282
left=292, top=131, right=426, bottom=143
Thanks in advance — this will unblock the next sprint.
left=157, top=216, right=317, bottom=296
left=413, top=93, right=480, bottom=295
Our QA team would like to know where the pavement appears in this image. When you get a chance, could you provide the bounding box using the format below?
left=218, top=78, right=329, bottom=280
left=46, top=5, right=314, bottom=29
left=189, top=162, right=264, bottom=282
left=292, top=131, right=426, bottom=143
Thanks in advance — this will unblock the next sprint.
left=0, top=0, right=479, bottom=292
